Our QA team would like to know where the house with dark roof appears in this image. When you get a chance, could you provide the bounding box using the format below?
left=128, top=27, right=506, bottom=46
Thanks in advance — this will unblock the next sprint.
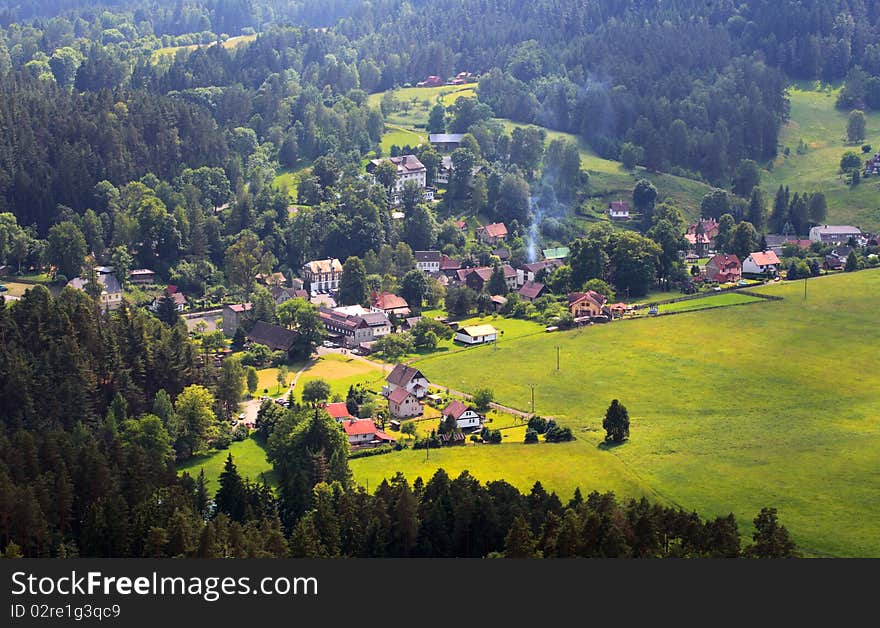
left=518, top=281, right=546, bottom=302
left=270, top=285, right=308, bottom=305
left=414, top=251, right=441, bottom=273
left=367, top=155, right=428, bottom=202
left=151, top=291, right=187, bottom=313
left=384, top=364, right=430, bottom=399
left=462, top=266, right=493, bottom=292
left=705, top=254, right=742, bottom=283
left=608, top=200, right=631, bottom=220
left=129, top=269, right=156, bottom=285
left=440, top=254, right=461, bottom=277
left=442, top=400, right=483, bottom=430
left=428, top=133, right=464, bottom=151
left=245, top=321, right=298, bottom=353
left=319, top=307, right=391, bottom=348
left=388, top=387, right=422, bottom=419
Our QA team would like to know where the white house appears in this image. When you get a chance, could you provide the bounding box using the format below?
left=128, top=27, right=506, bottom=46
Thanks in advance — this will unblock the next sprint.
left=302, top=258, right=343, bottom=293
left=742, top=250, right=781, bottom=276
left=367, top=155, right=427, bottom=198
left=67, top=268, right=123, bottom=312
left=388, top=387, right=422, bottom=419
left=442, top=400, right=483, bottom=430
left=384, top=364, right=430, bottom=399
left=455, top=324, right=498, bottom=345
left=608, top=200, right=631, bottom=220
left=415, top=251, right=441, bottom=273
left=809, top=225, right=863, bottom=245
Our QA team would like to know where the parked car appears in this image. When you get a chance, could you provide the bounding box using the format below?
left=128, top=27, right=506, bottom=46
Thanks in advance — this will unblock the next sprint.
left=0, top=284, right=7, bottom=292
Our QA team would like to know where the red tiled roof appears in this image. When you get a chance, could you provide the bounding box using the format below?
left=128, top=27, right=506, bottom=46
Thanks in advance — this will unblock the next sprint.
left=518, top=281, right=545, bottom=300
left=568, top=290, right=607, bottom=308
left=372, top=291, right=409, bottom=311
left=325, top=402, right=353, bottom=420
left=748, top=251, right=780, bottom=266
left=388, top=387, right=414, bottom=404
left=479, top=222, right=508, bottom=238
left=440, top=254, right=461, bottom=270
left=342, top=419, right=378, bottom=436
left=227, top=303, right=253, bottom=313
left=442, top=400, right=468, bottom=420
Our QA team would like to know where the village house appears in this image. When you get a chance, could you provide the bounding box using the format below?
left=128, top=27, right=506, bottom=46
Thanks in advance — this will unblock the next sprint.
left=428, top=133, right=464, bottom=151
left=67, top=266, right=123, bottom=311
left=388, top=387, right=423, bottom=419
left=370, top=291, right=411, bottom=318
left=442, top=400, right=483, bottom=431
left=270, top=285, right=309, bottom=305
left=460, top=266, right=493, bottom=291
left=319, top=307, right=391, bottom=348
left=518, top=281, right=546, bottom=302
left=402, top=316, right=422, bottom=332
left=686, top=219, right=720, bottom=256
left=542, top=247, right=570, bottom=261
left=808, top=225, right=863, bottom=245
left=455, top=324, right=498, bottom=345
left=245, top=321, right=298, bottom=354
left=325, top=401, right=355, bottom=423
left=341, top=419, right=395, bottom=448
left=367, top=155, right=428, bottom=199
left=492, top=247, right=511, bottom=262
left=302, top=258, right=343, bottom=293
left=416, top=75, right=444, bottom=87
left=704, top=254, right=742, bottom=283
left=824, top=246, right=853, bottom=270
left=476, top=222, right=508, bottom=244
left=255, top=271, right=287, bottom=287
left=222, top=303, right=252, bottom=336
left=414, top=250, right=441, bottom=273
left=742, top=250, right=781, bottom=276
left=150, top=289, right=186, bottom=313
left=384, top=364, right=430, bottom=399
left=568, top=290, right=609, bottom=320
left=517, top=259, right=562, bottom=286
left=128, top=268, right=156, bottom=285
left=440, top=254, right=462, bottom=278
left=608, top=200, right=631, bottom=221
left=489, top=295, right=508, bottom=311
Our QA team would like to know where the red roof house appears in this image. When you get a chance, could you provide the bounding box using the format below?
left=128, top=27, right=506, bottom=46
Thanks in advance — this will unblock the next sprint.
left=325, top=402, right=354, bottom=422
left=705, top=254, right=742, bottom=283
left=476, top=222, right=508, bottom=244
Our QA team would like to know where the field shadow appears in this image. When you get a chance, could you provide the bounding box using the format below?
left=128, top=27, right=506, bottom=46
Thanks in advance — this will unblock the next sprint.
left=597, top=440, right=628, bottom=451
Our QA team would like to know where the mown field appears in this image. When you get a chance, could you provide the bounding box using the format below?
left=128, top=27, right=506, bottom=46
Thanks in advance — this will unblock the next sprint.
left=151, top=34, right=257, bottom=62
left=352, top=270, right=880, bottom=557
left=765, top=83, right=880, bottom=231
left=178, top=437, right=277, bottom=491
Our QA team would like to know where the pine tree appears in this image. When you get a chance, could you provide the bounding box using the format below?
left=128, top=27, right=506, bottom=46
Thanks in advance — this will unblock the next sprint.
left=155, top=290, right=180, bottom=325
left=603, top=399, right=630, bottom=443
left=215, top=454, right=247, bottom=523
left=504, top=515, right=538, bottom=557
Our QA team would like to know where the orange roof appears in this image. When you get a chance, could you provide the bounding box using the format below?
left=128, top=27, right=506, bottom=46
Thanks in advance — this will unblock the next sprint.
left=479, top=222, right=508, bottom=238
left=342, top=419, right=378, bottom=436
left=325, top=402, right=353, bottom=420
left=371, top=291, right=409, bottom=311
left=748, top=251, right=780, bottom=266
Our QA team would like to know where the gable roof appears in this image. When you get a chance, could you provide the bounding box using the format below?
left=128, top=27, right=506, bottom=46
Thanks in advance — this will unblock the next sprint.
left=568, top=290, right=607, bottom=308
left=386, top=364, right=426, bottom=387
left=478, top=222, right=508, bottom=238
left=520, top=259, right=562, bottom=275
left=459, top=324, right=498, bottom=338
left=388, top=387, right=417, bottom=405
left=414, top=250, right=441, bottom=263
left=428, top=133, right=464, bottom=144
left=342, top=419, right=378, bottom=436
left=609, top=200, right=631, bottom=212
left=371, top=291, right=409, bottom=311
left=747, top=251, right=781, bottom=266
left=707, top=254, right=741, bottom=269
left=518, top=281, right=545, bottom=300
left=226, top=302, right=252, bottom=313
left=440, top=254, right=461, bottom=271
left=325, top=402, right=353, bottom=420
left=246, top=321, right=298, bottom=352
left=442, top=400, right=469, bottom=420
left=368, top=154, right=426, bottom=175
left=303, top=258, right=343, bottom=274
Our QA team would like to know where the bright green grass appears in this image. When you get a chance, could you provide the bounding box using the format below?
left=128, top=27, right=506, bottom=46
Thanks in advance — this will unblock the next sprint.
left=295, top=353, right=386, bottom=402
left=380, top=125, right=427, bottom=154
left=652, top=291, right=763, bottom=314
left=273, top=166, right=310, bottom=203
left=353, top=270, right=880, bottom=557
left=765, top=84, right=880, bottom=231
left=151, top=34, right=257, bottom=63
left=178, top=437, right=276, bottom=491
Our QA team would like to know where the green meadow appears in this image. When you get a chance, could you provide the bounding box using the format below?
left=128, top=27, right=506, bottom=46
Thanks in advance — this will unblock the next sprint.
left=352, top=270, right=880, bottom=557
left=178, top=437, right=277, bottom=491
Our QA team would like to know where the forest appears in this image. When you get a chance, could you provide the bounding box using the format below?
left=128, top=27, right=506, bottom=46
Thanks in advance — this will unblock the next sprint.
left=3, top=0, right=878, bottom=558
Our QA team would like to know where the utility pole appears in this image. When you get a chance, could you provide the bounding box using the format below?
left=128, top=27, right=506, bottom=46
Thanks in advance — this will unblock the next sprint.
left=556, top=345, right=560, bottom=371
left=529, top=383, right=536, bottom=414
left=804, top=277, right=807, bottom=301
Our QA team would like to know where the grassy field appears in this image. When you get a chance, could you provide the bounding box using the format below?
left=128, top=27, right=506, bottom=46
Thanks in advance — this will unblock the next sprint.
left=295, top=353, right=386, bottom=402
left=151, top=34, right=257, bottom=62
left=368, top=85, right=476, bottom=128
left=380, top=125, right=427, bottom=154
left=273, top=165, right=310, bottom=203
left=178, top=437, right=276, bottom=491
left=651, top=291, right=764, bottom=314
left=353, top=270, right=880, bottom=557
left=766, top=83, right=880, bottom=231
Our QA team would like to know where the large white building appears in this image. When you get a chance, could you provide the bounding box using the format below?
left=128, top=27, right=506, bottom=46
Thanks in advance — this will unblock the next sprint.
left=808, top=225, right=863, bottom=245
left=367, top=155, right=429, bottom=202
left=302, top=258, right=343, bottom=293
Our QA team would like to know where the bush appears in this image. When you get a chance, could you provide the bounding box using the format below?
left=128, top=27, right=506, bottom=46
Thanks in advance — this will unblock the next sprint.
left=232, top=424, right=250, bottom=441
left=528, top=416, right=548, bottom=434
left=862, top=144, right=873, bottom=153
left=545, top=425, right=573, bottom=442
left=524, top=428, right=539, bottom=444
left=840, top=151, right=862, bottom=171
left=473, top=388, right=494, bottom=413
left=348, top=445, right=394, bottom=459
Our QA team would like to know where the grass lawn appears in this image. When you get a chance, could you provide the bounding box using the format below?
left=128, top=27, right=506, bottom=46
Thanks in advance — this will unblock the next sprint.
left=177, top=437, right=276, bottom=491
left=151, top=34, right=257, bottom=63
left=765, top=83, right=880, bottom=231
left=650, top=291, right=764, bottom=314
left=273, top=165, right=311, bottom=203
left=380, top=125, right=426, bottom=154
left=295, top=353, right=386, bottom=402
left=352, top=269, right=880, bottom=557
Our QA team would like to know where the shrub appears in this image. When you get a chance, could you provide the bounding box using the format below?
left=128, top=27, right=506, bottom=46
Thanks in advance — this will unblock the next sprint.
left=545, top=425, right=573, bottom=442
left=524, top=428, right=539, bottom=444
left=348, top=445, right=394, bottom=459
left=528, top=416, right=548, bottom=433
